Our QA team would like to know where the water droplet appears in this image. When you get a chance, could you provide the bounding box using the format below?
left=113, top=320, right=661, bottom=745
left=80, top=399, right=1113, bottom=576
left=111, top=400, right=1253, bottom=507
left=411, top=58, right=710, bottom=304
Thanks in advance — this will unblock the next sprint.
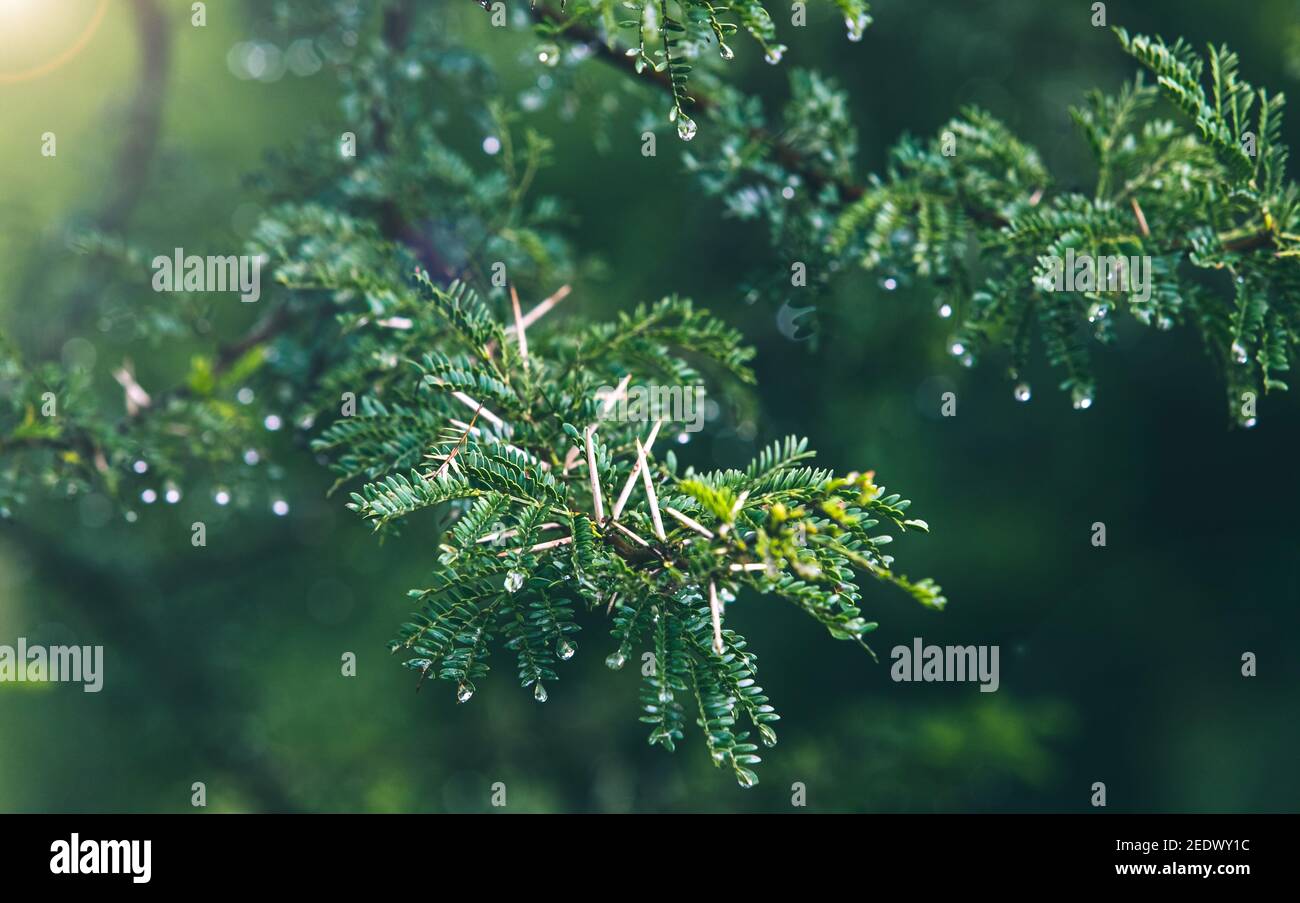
left=456, top=682, right=475, bottom=704
left=676, top=115, right=697, bottom=142
left=1014, top=382, right=1032, bottom=402
left=482, top=136, right=501, bottom=155
left=1072, top=386, right=1094, bottom=410
left=1243, top=417, right=1258, bottom=429
left=781, top=186, right=795, bottom=200
left=533, top=683, right=548, bottom=703
left=959, top=351, right=974, bottom=368
left=719, top=44, right=734, bottom=60
left=605, top=650, right=626, bottom=670
left=237, top=387, right=254, bottom=404
left=132, top=459, right=148, bottom=474
left=214, top=489, right=231, bottom=506
left=141, top=488, right=157, bottom=504
left=881, top=276, right=898, bottom=291
left=124, top=510, right=138, bottom=523
left=537, top=44, right=560, bottom=67
left=1231, top=341, right=1249, bottom=364
left=937, top=302, right=953, bottom=319
left=264, top=414, right=282, bottom=431
left=272, top=499, right=290, bottom=516
left=557, top=638, right=576, bottom=661
left=1087, top=302, right=1109, bottom=323
left=504, top=570, right=524, bottom=593
left=845, top=13, right=871, bottom=41
left=244, top=448, right=260, bottom=466
left=764, top=46, right=784, bottom=64
left=949, top=341, right=966, bottom=357
left=164, top=485, right=181, bottom=504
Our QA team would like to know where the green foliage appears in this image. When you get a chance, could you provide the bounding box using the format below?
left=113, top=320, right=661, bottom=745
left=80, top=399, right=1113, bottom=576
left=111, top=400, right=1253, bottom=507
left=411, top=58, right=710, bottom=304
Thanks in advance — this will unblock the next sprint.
left=680, top=28, right=1300, bottom=421
left=533, top=0, right=870, bottom=139
left=336, top=276, right=941, bottom=785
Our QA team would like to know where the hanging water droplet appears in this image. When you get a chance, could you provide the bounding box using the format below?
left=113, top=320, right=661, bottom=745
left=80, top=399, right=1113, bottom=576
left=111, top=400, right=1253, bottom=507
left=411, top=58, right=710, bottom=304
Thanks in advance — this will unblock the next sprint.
left=959, top=351, right=974, bottom=368
left=1014, top=381, right=1032, bottom=403
left=132, top=459, right=148, bottom=474
left=1243, top=417, right=1258, bottom=429
left=676, top=115, right=697, bottom=142
left=164, top=484, right=182, bottom=504
left=937, top=302, right=953, bottom=319
left=533, top=682, right=548, bottom=703
left=1086, top=302, right=1109, bottom=323
left=605, top=650, right=626, bottom=670
left=504, top=570, right=524, bottom=593
left=764, top=46, right=784, bottom=64
left=557, top=638, right=576, bottom=661
left=537, top=44, right=560, bottom=67
left=244, top=448, right=260, bottom=465
left=456, top=681, right=475, bottom=704
left=1072, top=386, right=1094, bottom=410
left=845, top=13, right=870, bottom=41
left=719, top=43, right=734, bottom=61
left=141, top=488, right=157, bottom=504
left=272, top=498, right=290, bottom=516
left=1231, top=341, right=1249, bottom=364
left=214, top=488, right=231, bottom=506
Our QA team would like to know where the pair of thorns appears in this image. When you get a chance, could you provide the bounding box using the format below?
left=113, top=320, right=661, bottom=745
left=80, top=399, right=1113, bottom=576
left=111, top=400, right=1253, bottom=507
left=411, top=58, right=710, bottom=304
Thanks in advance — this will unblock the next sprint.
left=428, top=283, right=735, bottom=655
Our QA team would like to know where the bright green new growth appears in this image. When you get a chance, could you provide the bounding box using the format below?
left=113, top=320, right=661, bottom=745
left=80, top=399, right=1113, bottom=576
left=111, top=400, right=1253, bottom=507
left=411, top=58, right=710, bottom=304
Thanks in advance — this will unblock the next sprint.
left=326, top=274, right=941, bottom=787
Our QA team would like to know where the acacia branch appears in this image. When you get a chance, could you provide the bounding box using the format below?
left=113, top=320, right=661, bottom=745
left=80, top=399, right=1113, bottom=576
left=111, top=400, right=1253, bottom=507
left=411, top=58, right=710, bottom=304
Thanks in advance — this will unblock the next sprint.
left=527, top=3, right=1277, bottom=255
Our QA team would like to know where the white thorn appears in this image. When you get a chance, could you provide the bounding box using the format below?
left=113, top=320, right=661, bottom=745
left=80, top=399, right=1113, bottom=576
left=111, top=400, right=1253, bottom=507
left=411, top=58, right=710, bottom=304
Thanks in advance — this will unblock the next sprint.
left=585, top=425, right=605, bottom=522
left=729, top=489, right=750, bottom=520
left=664, top=505, right=713, bottom=538
left=513, top=284, right=571, bottom=333
left=599, top=373, right=632, bottom=417
left=709, top=580, right=724, bottom=655
left=497, top=535, right=572, bottom=557
left=477, top=523, right=562, bottom=544
left=612, top=419, right=662, bottom=519
left=447, top=389, right=505, bottom=431
left=510, top=285, right=529, bottom=369
left=609, top=519, right=650, bottom=547
left=636, top=438, right=666, bottom=541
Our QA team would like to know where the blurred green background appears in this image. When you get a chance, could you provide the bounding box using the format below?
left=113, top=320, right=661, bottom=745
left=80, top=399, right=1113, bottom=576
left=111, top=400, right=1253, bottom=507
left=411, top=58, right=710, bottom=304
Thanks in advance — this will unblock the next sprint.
left=1, top=0, right=1298, bottom=812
